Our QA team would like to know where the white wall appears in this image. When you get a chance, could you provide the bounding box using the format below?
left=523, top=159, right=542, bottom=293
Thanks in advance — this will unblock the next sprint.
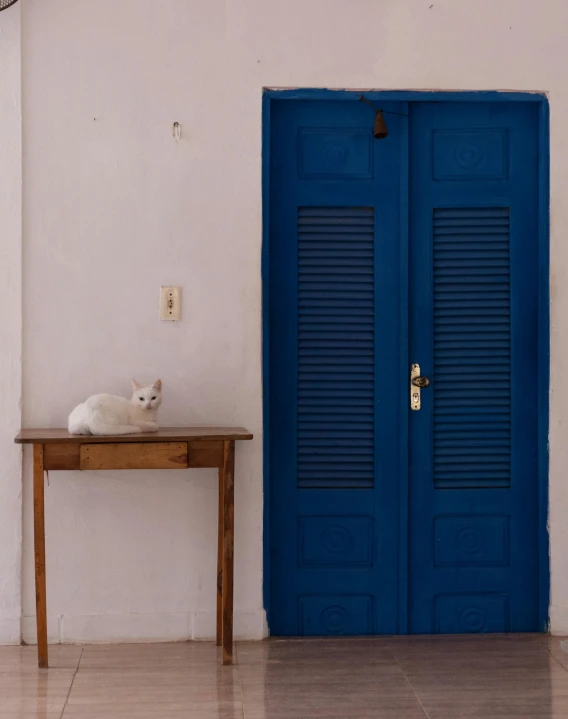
left=0, top=0, right=566, bottom=642
left=20, top=0, right=264, bottom=642
left=0, top=4, right=22, bottom=644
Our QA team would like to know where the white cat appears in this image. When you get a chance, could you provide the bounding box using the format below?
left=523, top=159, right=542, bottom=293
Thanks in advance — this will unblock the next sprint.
left=68, top=379, right=162, bottom=436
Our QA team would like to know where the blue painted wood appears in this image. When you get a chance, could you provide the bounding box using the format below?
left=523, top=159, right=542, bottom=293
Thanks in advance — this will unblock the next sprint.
left=261, top=91, right=272, bottom=626
left=435, top=593, right=509, bottom=633
left=299, top=595, right=373, bottom=636
left=266, top=89, right=547, bottom=103
left=265, top=92, right=549, bottom=636
left=296, top=206, right=375, bottom=489
left=409, top=102, right=541, bottom=633
left=431, top=206, right=512, bottom=490
left=268, top=99, right=404, bottom=635
left=537, top=99, right=550, bottom=631
left=397, top=102, right=410, bottom=635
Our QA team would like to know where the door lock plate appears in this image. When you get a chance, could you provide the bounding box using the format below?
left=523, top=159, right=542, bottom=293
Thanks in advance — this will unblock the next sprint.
left=411, top=364, right=421, bottom=410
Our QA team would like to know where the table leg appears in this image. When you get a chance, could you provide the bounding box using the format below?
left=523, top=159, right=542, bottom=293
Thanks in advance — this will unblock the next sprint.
left=33, top=444, right=48, bottom=668
left=221, top=440, right=235, bottom=665
left=216, top=467, right=224, bottom=647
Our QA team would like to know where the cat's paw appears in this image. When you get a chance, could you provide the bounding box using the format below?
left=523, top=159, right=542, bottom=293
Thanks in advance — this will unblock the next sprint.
left=137, top=421, right=158, bottom=432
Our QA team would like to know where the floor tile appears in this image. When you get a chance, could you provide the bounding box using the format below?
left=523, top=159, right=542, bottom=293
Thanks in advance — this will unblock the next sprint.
left=1, top=636, right=567, bottom=719
left=243, top=710, right=426, bottom=719
left=0, top=645, right=82, bottom=671
left=237, top=638, right=395, bottom=665
left=63, top=710, right=244, bottom=719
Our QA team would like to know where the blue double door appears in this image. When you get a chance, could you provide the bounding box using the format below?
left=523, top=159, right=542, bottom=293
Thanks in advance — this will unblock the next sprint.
left=268, top=98, right=543, bottom=635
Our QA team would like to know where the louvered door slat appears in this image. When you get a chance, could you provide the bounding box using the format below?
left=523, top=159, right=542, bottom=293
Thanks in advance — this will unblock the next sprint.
left=433, top=208, right=511, bottom=489
left=297, top=207, right=374, bottom=488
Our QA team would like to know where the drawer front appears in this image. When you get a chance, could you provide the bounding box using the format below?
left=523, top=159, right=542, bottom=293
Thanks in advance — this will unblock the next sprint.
left=187, top=440, right=223, bottom=468
left=80, top=442, right=188, bottom=470
left=44, top=443, right=80, bottom=470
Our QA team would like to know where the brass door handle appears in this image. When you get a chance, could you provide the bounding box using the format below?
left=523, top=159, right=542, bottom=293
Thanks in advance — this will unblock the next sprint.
left=412, top=376, right=430, bottom=388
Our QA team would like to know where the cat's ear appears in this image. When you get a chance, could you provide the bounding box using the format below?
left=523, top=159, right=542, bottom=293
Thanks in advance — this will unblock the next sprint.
left=153, top=379, right=162, bottom=391
left=132, top=378, right=143, bottom=390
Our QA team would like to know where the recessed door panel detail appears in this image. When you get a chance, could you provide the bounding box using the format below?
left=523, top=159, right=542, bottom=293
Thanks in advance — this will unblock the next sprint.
left=432, top=129, right=509, bottom=180
left=435, top=594, right=510, bottom=633
left=298, top=128, right=374, bottom=179
left=299, top=595, right=373, bottom=636
left=298, top=516, right=373, bottom=567
left=434, top=515, right=509, bottom=566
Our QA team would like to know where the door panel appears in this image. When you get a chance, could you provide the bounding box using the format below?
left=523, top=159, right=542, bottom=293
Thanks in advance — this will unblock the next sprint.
left=408, top=102, right=540, bottom=632
left=269, top=100, right=404, bottom=635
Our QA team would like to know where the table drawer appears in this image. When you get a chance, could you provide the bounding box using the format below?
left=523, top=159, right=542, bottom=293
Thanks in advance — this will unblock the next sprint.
left=187, top=440, right=223, bottom=468
left=80, top=442, right=188, bottom=470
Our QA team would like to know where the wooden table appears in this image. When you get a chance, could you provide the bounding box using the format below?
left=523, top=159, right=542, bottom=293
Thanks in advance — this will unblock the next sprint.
left=14, top=427, right=253, bottom=668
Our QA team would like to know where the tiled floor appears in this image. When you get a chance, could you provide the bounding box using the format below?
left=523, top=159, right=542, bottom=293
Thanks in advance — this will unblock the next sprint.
left=2, top=635, right=568, bottom=718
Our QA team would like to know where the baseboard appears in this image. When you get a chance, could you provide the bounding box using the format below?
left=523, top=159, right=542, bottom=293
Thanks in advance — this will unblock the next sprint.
left=0, top=618, right=21, bottom=645
left=549, top=605, right=568, bottom=635
left=20, top=609, right=268, bottom=644
left=21, top=615, right=61, bottom=644
left=193, top=609, right=268, bottom=640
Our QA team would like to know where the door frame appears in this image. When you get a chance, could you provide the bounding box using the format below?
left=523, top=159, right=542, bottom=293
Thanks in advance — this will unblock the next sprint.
left=261, top=89, right=550, bottom=634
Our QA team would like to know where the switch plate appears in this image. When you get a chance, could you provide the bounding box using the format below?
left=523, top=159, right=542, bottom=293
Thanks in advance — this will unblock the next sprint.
left=160, top=286, right=182, bottom=321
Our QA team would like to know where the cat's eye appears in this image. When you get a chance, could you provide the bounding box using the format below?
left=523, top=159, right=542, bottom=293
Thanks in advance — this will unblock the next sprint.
left=151, top=396, right=156, bottom=400
left=139, top=397, right=144, bottom=401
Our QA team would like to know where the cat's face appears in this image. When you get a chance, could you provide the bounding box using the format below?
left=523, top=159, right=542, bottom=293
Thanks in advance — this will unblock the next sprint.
left=131, top=379, right=162, bottom=411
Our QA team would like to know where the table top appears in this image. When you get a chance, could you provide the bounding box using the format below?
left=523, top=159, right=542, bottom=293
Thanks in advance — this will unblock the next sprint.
left=15, top=427, right=253, bottom=444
